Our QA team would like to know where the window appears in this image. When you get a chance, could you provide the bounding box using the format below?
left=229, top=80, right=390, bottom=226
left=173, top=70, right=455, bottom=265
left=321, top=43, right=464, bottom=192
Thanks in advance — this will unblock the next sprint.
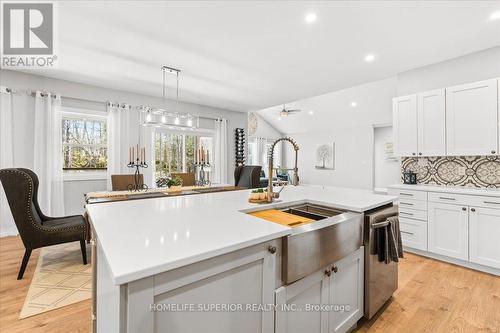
left=248, top=137, right=282, bottom=173
left=248, top=139, right=259, bottom=165
left=154, top=131, right=213, bottom=180
left=263, top=139, right=281, bottom=170
left=62, top=115, right=107, bottom=172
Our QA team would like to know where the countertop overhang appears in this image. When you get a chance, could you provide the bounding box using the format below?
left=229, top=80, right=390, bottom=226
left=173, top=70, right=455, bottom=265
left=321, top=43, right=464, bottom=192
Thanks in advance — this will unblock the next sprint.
left=86, top=185, right=396, bottom=285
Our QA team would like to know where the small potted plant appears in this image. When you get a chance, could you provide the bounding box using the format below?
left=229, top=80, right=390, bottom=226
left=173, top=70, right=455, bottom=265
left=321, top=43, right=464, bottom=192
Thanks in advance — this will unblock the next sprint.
left=250, top=189, right=260, bottom=200
left=257, top=188, right=267, bottom=200
left=167, top=176, right=183, bottom=192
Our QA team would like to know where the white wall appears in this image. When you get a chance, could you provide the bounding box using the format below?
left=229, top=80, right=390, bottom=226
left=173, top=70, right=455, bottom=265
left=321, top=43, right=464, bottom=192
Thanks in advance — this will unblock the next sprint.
left=396, top=46, right=500, bottom=96
left=373, top=126, right=400, bottom=192
left=278, top=47, right=500, bottom=190
left=249, top=112, right=282, bottom=139
left=283, top=78, right=397, bottom=189
left=1, top=69, right=246, bottom=234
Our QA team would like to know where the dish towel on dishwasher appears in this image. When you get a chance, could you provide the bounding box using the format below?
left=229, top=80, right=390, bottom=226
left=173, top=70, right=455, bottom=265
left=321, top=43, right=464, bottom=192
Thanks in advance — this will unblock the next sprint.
left=376, top=216, right=404, bottom=264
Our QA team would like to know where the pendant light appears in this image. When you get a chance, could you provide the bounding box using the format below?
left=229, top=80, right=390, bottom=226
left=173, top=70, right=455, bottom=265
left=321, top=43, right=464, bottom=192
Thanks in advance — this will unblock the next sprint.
left=139, top=66, right=199, bottom=129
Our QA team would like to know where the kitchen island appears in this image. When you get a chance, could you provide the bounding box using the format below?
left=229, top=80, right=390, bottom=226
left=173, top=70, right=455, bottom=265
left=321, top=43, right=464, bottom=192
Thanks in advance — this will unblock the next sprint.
left=86, top=185, right=396, bottom=333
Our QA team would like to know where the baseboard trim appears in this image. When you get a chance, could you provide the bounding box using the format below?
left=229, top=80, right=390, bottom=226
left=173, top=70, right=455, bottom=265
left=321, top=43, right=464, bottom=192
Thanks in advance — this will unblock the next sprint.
left=404, top=247, right=500, bottom=276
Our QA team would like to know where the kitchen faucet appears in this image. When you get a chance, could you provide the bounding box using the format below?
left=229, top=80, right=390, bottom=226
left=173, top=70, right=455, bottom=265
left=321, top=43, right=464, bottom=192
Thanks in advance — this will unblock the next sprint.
left=267, top=137, right=299, bottom=202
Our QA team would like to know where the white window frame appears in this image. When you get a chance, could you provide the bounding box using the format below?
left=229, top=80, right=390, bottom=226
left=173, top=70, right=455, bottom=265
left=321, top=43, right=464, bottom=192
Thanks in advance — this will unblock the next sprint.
left=61, top=107, right=108, bottom=181
left=153, top=128, right=215, bottom=180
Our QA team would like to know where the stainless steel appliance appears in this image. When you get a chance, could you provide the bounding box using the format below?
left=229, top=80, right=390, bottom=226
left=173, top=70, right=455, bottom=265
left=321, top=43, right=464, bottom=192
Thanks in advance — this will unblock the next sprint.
left=363, top=204, right=399, bottom=319
left=275, top=203, right=363, bottom=284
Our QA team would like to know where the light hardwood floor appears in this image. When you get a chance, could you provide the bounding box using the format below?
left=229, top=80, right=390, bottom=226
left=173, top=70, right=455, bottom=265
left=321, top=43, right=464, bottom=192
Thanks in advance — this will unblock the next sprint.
left=0, top=236, right=90, bottom=333
left=356, top=250, right=500, bottom=332
left=1, top=235, right=499, bottom=333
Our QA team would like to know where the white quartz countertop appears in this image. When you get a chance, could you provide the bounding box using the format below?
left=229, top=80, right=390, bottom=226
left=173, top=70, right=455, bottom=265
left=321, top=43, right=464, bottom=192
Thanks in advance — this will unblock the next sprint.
left=86, top=185, right=396, bottom=285
left=389, top=183, right=500, bottom=197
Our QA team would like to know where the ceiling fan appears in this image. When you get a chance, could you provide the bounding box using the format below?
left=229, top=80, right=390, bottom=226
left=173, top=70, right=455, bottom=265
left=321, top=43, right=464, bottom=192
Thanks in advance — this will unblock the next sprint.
left=279, top=104, right=301, bottom=117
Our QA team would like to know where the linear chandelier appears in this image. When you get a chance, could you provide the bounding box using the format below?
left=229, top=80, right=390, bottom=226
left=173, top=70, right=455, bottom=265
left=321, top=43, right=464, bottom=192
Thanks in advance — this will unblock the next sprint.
left=139, top=66, right=199, bottom=130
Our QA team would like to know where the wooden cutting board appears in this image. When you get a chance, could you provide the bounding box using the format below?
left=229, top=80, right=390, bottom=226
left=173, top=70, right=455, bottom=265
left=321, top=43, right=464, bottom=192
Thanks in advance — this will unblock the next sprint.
left=249, top=209, right=314, bottom=228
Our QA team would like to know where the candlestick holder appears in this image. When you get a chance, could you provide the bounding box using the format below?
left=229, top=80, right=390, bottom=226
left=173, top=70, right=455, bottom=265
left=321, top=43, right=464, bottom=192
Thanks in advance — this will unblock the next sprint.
left=127, top=158, right=149, bottom=192
left=194, top=162, right=211, bottom=186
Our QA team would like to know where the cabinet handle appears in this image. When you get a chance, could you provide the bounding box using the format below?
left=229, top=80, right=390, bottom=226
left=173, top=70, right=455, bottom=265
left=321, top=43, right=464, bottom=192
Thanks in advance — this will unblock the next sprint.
left=268, top=246, right=277, bottom=254
left=412, top=153, right=416, bottom=156
left=418, top=152, right=422, bottom=156
left=483, top=201, right=500, bottom=205
left=400, top=193, right=414, bottom=196
left=400, top=202, right=414, bottom=206
left=471, top=208, right=476, bottom=212
left=332, top=266, right=338, bottom=273
left=325, top=270, right=332, bottom=277
left=491, top=150, right=496, bottom=154
left=401, top=231, right=413, bottom=235
left=439, top=197, right=456, bottom=201
left=462, top=207, right=467, bottom=211
left=399, top=211, right=413, bottom=216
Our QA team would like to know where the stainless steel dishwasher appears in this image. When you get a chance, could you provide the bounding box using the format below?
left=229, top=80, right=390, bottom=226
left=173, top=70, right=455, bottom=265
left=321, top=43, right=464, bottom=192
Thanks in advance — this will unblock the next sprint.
left=363, top=204, right=399, bottom=319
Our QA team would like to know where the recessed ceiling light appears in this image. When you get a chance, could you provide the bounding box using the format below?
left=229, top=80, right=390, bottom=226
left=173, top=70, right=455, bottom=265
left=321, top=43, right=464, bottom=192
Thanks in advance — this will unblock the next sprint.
left=364, top=54, right=375, bottom=62
left=490, top=11, right=500, bottom=21
left=351, top=102, right=357, bottom=107
left=308, top=110, right=314, bottom=115
left=305, top=13, right=317, bottom=23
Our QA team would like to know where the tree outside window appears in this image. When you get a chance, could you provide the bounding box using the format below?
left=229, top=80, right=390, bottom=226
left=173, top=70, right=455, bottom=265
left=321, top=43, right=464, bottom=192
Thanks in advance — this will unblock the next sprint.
left=154, top=132, right=213, bottom=181
left=62, top=116, right=107, bottom=171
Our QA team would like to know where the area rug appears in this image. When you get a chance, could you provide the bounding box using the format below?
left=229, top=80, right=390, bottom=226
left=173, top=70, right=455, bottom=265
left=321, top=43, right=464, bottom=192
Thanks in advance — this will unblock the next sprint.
left=19, top=242, right=92, bottom=319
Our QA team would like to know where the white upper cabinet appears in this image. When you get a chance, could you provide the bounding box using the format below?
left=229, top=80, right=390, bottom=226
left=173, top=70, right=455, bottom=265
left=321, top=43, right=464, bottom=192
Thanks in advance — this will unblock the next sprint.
left=446, top=79, right=498, bottom=156
left=417, top=89, right=446, bottom=156
left=393, top=95, right=418, bottom=156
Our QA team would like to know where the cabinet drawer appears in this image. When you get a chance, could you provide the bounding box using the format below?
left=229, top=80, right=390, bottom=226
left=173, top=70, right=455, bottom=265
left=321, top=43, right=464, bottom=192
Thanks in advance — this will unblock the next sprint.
left=400, top=217, right=428, bottom=251
left=389, top=188, right=427, bottom=201
left=468, top=195, right=500, bottom=209
left=398, top=199, right=427, bottom=211
left=428, top=192, right=471, bottom=205
left=398, top=207, right=427, bottom=221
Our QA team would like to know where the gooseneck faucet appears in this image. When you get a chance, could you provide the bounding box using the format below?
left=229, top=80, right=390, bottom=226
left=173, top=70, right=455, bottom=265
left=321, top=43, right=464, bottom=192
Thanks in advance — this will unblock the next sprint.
left=267, top=137, right=299, bottom=202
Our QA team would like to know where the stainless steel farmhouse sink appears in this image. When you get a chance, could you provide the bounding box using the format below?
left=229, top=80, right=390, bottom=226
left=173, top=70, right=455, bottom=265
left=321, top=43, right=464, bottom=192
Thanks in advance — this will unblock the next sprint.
left=247, top=202, right=363, bottom=284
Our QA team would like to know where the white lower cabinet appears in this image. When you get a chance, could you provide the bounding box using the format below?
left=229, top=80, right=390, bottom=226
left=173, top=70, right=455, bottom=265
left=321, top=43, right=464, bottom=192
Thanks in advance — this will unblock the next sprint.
left=469, top=207, right=500, bottom=269
left=275, top=248, right=364, bottom=333
left=399, top=217, right=427, bottom=251
left=275, top=269, right=329, bottom=333
left=328, top=248, right=364, bottom=333
left=391, top=186, right=500, bottom=275
left=428, top=202, right=469, bottom=260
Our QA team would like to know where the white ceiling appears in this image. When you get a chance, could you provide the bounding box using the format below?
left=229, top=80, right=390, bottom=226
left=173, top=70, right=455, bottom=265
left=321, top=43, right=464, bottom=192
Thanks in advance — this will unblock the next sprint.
left=12, top=1, right=500, bottom=112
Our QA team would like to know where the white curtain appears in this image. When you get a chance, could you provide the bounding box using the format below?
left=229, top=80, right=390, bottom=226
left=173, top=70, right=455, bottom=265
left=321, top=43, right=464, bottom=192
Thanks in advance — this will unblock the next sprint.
left=0, top=86, right=16, bottom=236
left=106, top=102, right=123, bottom=190
left=256, top=137, right=266, bottom=166
left=33, top=92, right=65, bottom=216
left=214, top=118, right=228, bottom=184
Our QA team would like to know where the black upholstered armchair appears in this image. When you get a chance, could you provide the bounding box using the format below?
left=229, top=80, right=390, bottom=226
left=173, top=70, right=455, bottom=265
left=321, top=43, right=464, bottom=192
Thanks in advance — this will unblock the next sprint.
left=234, top=165, right=262, bottom=189
left=0, top=168, right=88, bottom=279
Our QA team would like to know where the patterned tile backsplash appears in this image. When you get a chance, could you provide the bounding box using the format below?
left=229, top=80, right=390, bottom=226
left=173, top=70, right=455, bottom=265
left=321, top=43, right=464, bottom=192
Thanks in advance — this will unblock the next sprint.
left=401, top=156, right=500, bottom=188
